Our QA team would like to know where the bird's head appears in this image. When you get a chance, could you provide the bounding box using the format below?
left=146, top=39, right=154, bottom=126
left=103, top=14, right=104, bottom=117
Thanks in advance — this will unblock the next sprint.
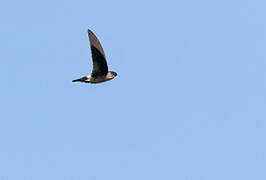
left=106, top=71, right=117, bottom=80
left=110, top=71, right=117, bottom=78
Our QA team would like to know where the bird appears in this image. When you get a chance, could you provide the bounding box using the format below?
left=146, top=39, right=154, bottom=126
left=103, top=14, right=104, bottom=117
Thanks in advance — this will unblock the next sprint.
left=72, top=29, right=117, bottom=84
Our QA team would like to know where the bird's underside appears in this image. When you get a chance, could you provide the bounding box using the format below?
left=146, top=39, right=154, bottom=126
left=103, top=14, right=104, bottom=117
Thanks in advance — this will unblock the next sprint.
left=72, top=29, right=117, bottom=84
left=72, top=75, right=105, bottom=83
left=72, top=72, right=116, bottom=83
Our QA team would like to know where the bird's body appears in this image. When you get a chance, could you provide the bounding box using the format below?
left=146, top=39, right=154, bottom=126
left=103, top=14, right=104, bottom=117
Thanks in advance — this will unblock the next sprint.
left=72, top=29, right=117, bottom=84
left=72, top=71, right=117, bottom=84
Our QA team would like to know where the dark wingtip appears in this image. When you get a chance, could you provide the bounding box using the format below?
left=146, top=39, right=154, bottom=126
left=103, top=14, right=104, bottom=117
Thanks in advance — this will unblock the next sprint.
left=88, top=29, right=93, bottom=34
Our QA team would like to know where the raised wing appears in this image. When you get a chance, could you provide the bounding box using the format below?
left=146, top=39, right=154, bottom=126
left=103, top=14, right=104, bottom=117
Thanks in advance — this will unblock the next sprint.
left=88, top=29, right=108, bottom=77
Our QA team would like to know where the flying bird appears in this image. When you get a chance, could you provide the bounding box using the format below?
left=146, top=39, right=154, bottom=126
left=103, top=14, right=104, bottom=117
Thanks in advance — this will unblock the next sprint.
left=72, top=29, right=117, bottom=83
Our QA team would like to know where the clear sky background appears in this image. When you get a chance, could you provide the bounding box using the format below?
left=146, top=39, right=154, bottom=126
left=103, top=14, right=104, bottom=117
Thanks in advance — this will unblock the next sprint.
left=1, top=0, right=266, bottom=179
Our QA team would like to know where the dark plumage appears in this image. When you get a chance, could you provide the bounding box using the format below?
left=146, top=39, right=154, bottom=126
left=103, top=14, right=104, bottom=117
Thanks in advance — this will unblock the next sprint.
left=72, top=29, right=117, bottom=83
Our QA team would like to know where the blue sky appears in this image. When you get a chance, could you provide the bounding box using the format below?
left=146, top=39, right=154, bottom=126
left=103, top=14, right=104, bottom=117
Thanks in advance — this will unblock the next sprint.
left=1, top=0, right=266, bottom=179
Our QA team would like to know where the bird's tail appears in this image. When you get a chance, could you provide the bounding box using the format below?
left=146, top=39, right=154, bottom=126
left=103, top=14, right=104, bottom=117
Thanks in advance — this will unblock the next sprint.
left=72, top=76, right=87, bottom=82
left=72, top=77, right=85, bottom=82
left=72, top=78, right=80, bottom=82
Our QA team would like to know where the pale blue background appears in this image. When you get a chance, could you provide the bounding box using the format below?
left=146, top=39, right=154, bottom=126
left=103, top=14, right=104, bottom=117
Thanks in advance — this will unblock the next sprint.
left=1, top=0, right=266, bottom=179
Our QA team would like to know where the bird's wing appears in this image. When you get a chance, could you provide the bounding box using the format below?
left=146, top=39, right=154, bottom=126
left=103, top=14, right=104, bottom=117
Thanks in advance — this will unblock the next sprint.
left=88, top=29, right=108, bottom=77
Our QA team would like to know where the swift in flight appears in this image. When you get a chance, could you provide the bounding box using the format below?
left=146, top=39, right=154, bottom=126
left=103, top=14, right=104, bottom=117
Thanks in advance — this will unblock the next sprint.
left=72, top=29, right=117, bottom=84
